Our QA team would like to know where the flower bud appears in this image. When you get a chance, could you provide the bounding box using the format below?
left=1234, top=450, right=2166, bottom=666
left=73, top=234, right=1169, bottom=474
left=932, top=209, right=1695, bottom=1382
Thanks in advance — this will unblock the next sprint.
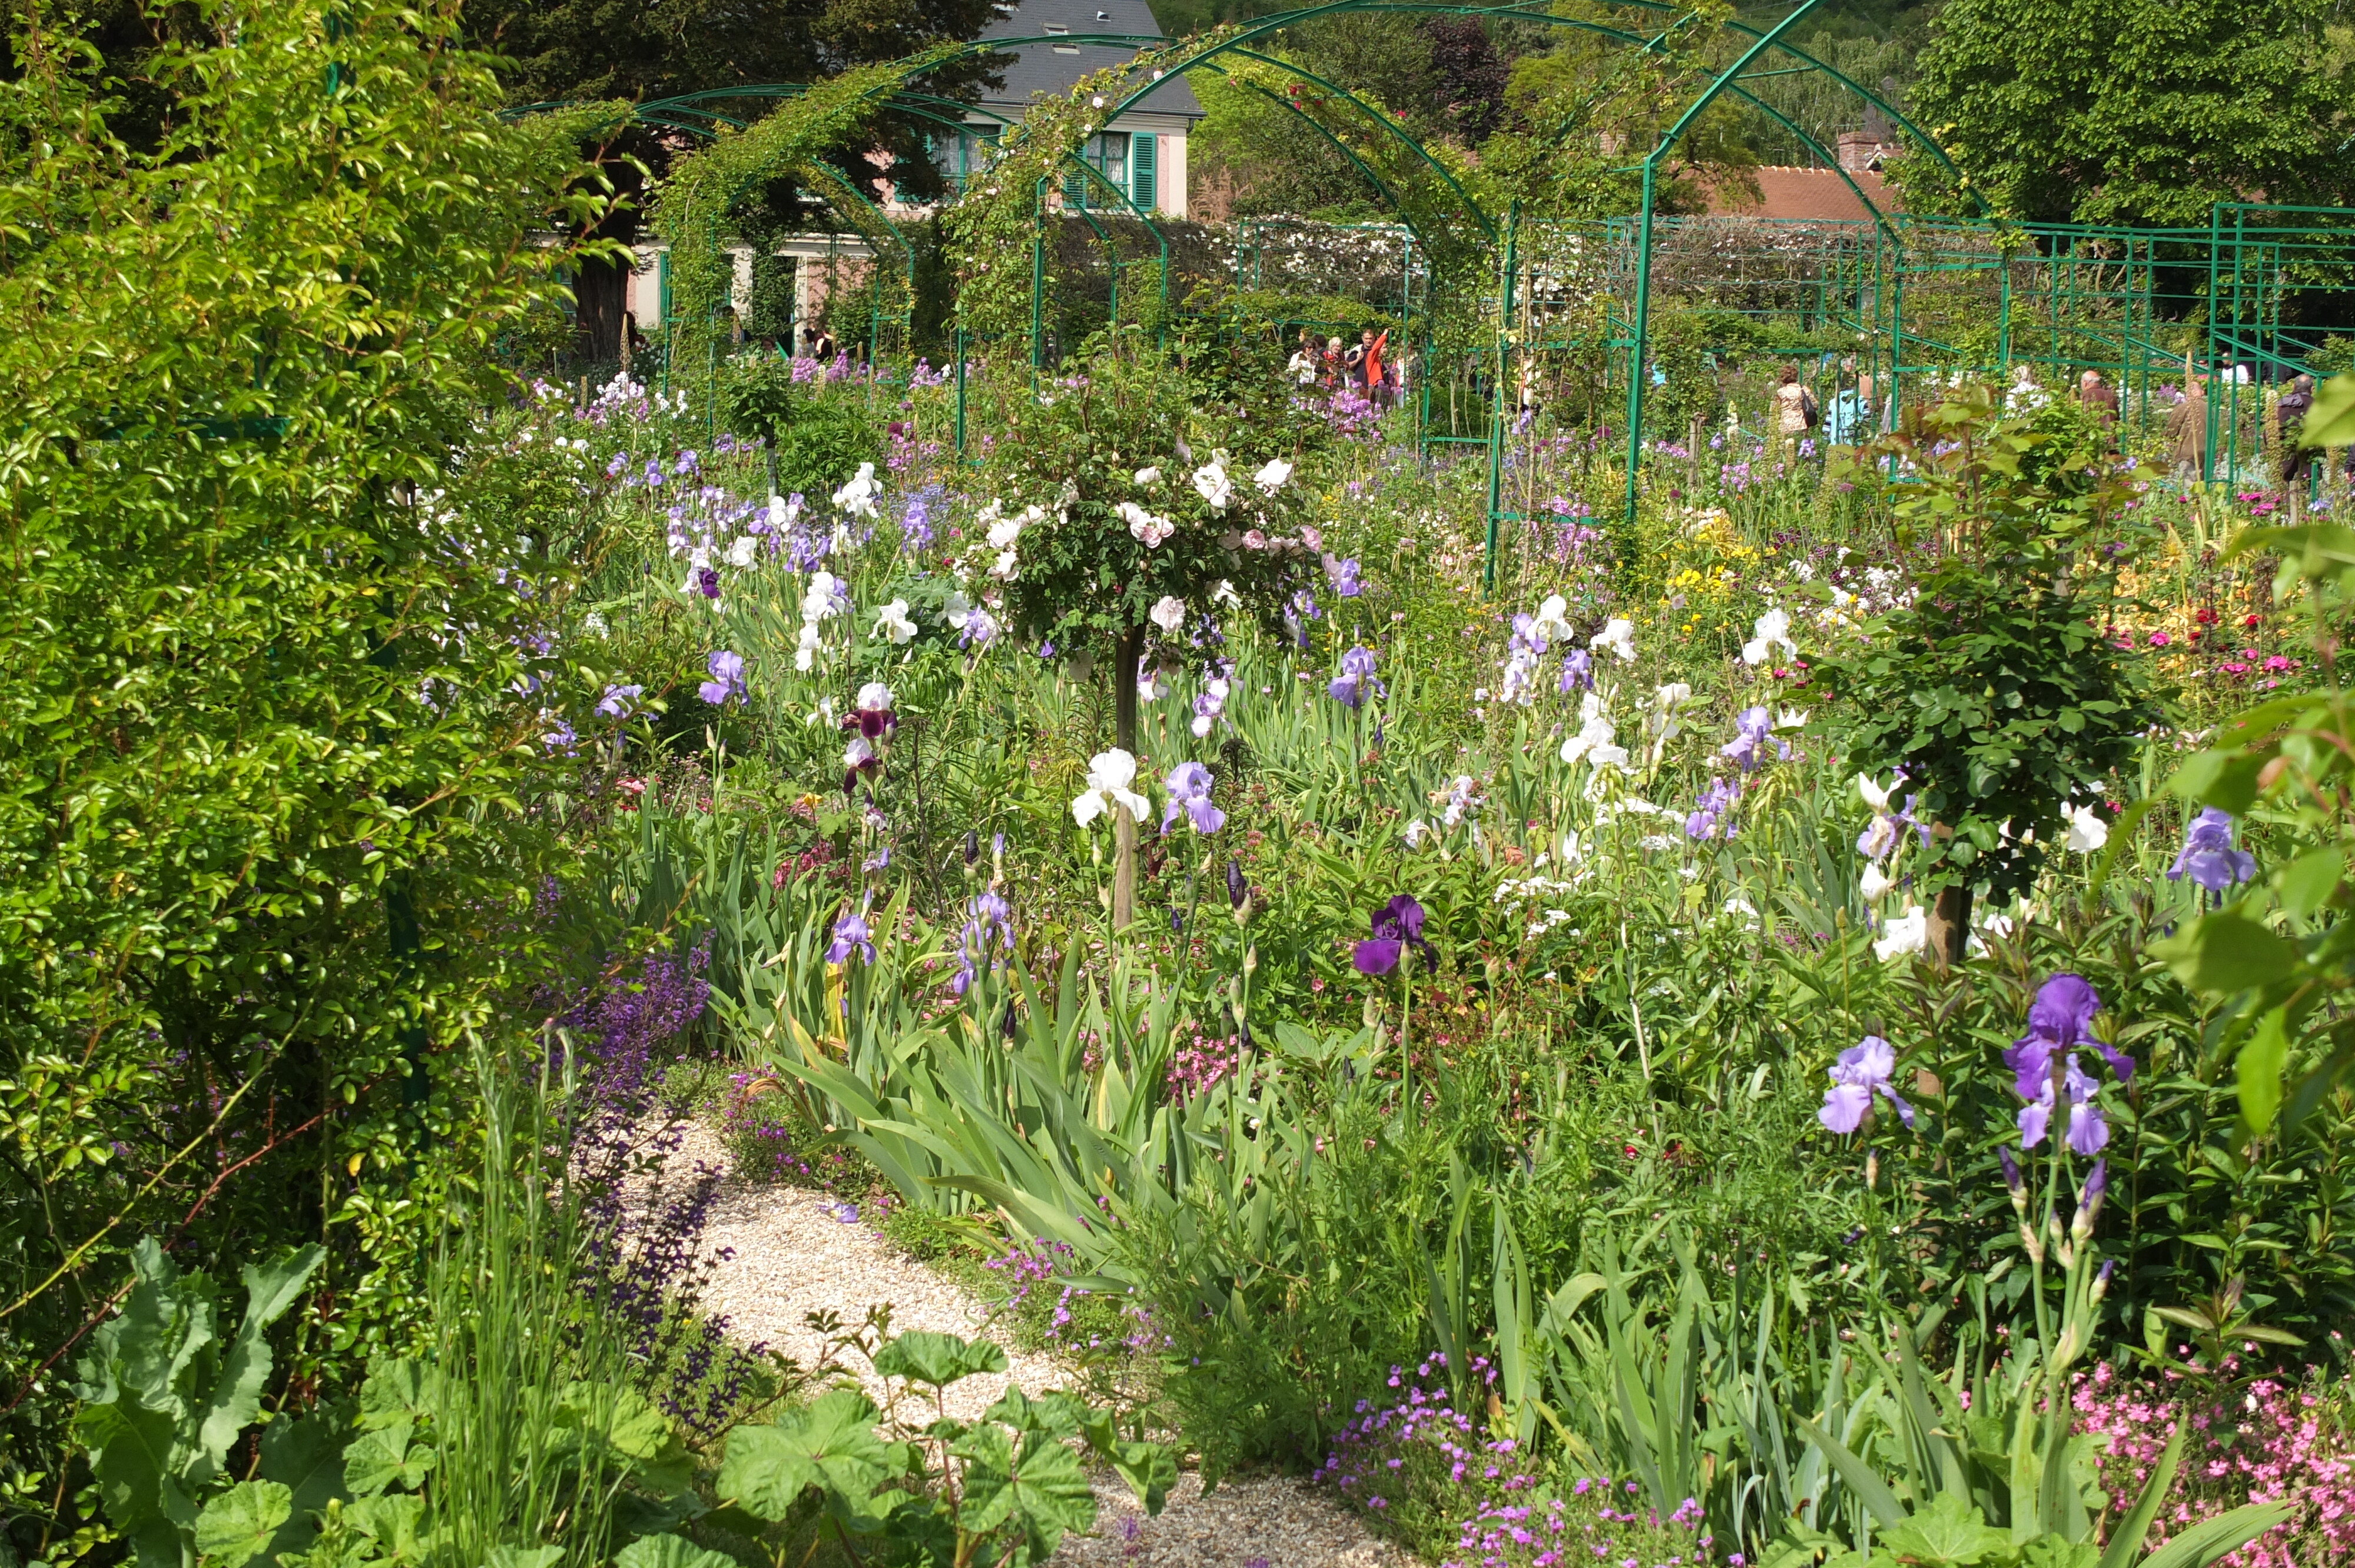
left=1999, top=1145, right=2027, bottom=1216
left=2020, top=1221, right=2045, bottom=1266
left=2090, top=1258, right=2115, bottom=1302
left=2071, top=1158, right=2107, bottom=1244
left=1226, top=857, right=1247, bottom=909
left=964, top=830, right=981, bottom=867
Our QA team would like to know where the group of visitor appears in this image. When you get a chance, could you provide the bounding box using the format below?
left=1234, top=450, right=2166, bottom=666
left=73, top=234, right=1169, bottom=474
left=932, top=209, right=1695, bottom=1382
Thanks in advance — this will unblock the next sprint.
left=1289, top=326, right=1404, bottom=407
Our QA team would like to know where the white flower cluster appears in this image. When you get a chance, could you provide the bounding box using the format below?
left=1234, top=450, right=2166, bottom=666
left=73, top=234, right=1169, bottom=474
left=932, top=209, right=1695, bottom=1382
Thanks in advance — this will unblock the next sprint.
left=795, top=569, right=850, bottom=672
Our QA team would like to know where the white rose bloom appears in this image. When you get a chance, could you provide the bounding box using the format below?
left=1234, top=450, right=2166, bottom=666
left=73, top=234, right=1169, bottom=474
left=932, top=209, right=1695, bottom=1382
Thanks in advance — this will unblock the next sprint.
left=2063, top=802, right=2108, bottom=853
left=1252, top=457, right=1293, bottom=493
left=986, top=512, right=1026, bottom=550
left=1590, top=617, right=1637, bottom=663
left=1192, top=462, right=1234, bottom=510
left=872, top=601, right=917, bottom=646
left=1874, top=905, right=1929, bottom=962
left=1117, top=501, right=1173, bottom=548
left=990, top=548, right=1020, bottom=582
left=1135, top=465, right=1162, bottom=486
left=1149, top=595, right=1187, bottom=634
left=1071, top=748, right=1151, bottom=827
left=1212, top=579, right=1240, bottom=607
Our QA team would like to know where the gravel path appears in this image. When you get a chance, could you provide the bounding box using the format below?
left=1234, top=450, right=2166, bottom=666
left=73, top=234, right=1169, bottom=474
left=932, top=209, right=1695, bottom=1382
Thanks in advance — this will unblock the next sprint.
left=674, top=1119, right=1418, bottom=1566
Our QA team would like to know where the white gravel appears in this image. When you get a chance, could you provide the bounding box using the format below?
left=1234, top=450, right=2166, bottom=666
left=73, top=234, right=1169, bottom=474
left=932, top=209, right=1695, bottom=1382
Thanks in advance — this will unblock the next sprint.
left=670, top=1117, right=1419, bottom=1565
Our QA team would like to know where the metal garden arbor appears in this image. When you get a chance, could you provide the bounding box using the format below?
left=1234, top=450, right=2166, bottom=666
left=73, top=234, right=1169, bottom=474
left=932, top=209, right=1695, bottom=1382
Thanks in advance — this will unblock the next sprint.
left=593, top=3, right=2354, bottom=583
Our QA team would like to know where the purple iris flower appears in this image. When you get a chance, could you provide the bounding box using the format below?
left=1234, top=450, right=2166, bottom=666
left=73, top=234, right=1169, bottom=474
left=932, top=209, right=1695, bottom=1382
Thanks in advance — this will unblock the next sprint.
left=596, top=683, right=642, bottom=718
left=1684, top=778, right=1739, bottom=841
left=1817, top=1035, right=1913, bottom=1133
left=1329, top=645, right=1385, bottom=709
left=1352, top=893, right=1433, bottom=976
left=696, top=566, right=722, bottom=599
left=1558, top=650, right=1594, bottom=693
left=2004, top=974, right=2132, bottom=1100
left=952, top=889, right=1013, bottom=995
left=1326, top=556, right=1365, bottom=597
left=1722, top=707, right=1785, bottom=773
left=1162, top=762, right=1226, bottom=835
left=2020, top=1054, right=2108, bottom=1154
left=827, top=908, right=875, bottom=965
left=698, top=649, right=746, bottom=707
left=2167, top=807, right=2256, bottom=893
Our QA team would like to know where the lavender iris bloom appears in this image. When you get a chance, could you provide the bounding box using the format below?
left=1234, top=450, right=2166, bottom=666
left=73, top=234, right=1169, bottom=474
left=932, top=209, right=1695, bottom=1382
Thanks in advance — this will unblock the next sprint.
left=1684, top=778, right=1739, bottom=841
left=1161, top=762, right=1226, bottom=836
left=2005, top=974, right=2134, bottom=1098
left=827, top=909, right=875, bottom=965
left=698, top=649, right=746, bottom=706
left=952, top=889, right=1013, bottom=995
left=596, top=683, right=643, bottom=718
left=2167, top=806, right=2257, bottom=892
left=1329, top=645, right=1384, bottom=709
left=1558, top=649, right=1594, bottom=694
left=1326, top=555, right=1365, bottom=597
left=1352, top=894, right=1434, bottom=976
left=1722, top=707, right=1785, bottom=773
left=1817, top=1035, right=1913, bottom=1133
left=2020, top=1054, right=2109, bottom=1154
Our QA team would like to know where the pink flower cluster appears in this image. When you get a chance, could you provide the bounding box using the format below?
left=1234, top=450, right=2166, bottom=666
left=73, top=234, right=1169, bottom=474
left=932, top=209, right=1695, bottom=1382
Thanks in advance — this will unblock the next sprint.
left=2074, top=1357, right=2355, bottom=1568
left=1166, top=1032, right=1242, bottom=1101
left=1320, top=1357, right=1727, bottom=1568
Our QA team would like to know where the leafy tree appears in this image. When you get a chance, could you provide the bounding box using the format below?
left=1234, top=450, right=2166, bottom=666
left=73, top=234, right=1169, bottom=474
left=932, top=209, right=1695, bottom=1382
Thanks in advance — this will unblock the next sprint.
left=1901, top=0, right=2351, bottom=224
left=0, top=0, right=616, bottom=1533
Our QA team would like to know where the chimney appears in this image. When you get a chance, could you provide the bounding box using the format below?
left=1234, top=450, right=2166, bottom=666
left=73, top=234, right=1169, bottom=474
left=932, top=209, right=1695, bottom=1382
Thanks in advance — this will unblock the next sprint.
left=1835, top=129, right=1888, bottom=172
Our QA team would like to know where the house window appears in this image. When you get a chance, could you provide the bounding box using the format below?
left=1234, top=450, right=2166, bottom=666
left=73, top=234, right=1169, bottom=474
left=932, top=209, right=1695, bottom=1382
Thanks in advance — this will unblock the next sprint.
left=1066, top=131, right=1130, bottom=208
left=930, top=126, right=1000, bottom=194
left=1043, top=21, right=1078, bottom=52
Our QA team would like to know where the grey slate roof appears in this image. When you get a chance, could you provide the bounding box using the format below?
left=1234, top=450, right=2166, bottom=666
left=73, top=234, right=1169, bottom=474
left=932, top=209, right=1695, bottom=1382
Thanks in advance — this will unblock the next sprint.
left=974, top=0, right=1203, bottom=121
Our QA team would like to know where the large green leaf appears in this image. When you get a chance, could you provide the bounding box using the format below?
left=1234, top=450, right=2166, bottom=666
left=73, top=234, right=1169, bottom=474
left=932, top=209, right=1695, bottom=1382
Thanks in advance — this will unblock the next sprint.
left=717, top=1388, right=898, bottom=1525
left=1793, top=1415, right=1908, bottom=1529
left=2135, top=1502, right=2296, bottom=1568
left=341, top=1416, right=434, bottom=1497
left=2299, top=373, right=2355, bottom=449
left=254, top=1405, right=350, bottom=1559
left=1879, top=1494, right=2011, bottom=1566
left=612, top=1534, right=737, bottom=1568
left=192, top=1481, right=291, bottom=1568
left=2154, top=912, right=2298, bottom=993
left=871, top=1331, right=1008, bottom=1388
left=952, top=1425, right=1097, bottom=1556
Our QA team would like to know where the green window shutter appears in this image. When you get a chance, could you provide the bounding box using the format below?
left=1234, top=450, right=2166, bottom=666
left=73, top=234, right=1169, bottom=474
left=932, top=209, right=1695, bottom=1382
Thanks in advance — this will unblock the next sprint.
left=1130, top=132, right=1156, bottom=211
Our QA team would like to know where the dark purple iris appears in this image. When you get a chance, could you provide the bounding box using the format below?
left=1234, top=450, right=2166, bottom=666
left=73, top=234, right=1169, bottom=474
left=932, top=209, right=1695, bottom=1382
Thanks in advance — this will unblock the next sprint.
left=1353, top=894, right=1434, bottom=976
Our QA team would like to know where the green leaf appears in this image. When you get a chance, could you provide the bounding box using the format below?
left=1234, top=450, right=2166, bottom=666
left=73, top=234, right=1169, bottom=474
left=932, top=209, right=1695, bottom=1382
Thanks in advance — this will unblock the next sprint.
left=612, top=1535, right=737, bottom=1568
left=559, top=1383, right=692, bottom=1494
left=953, top=1425, right=1097, bottom=1557
left=2137, top=1501, right=2295, bottom=1568
left=2153, top=912, right=2298, bottom=994
left=193, top=1481, right=291, bottom=1568
left=254, top=1405, right=350, bottom=1557
left=483, top=1549, right=562, bottom=1568
left=717, top=1388, right=895, bottom=1525
left=2299, top=373, right=2355, bottom=449
left=341, top=1417, right=434, bottom=1497
left=1878, top=1494, right=2012, bottom=1566
left=870, top=1330, right=1007, bottom=1388
left=2276, top=846, right=2343, bottom=920
left=2021, top=1537, right=2101, bottom=1568
left=357, top=1360, right=434, bottom=1430
left=1793, top=1416, right=1908, bottom=1530
left=2237, top=1005, right=2291, bottom=1138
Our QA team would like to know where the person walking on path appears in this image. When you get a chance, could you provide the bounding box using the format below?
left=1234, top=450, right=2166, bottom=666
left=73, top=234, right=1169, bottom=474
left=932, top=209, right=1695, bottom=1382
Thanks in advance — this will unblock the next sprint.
left=2166, top=360, right=2213, bottom=483
left=1772, top=364, right=1815, bottom=464
left=2276, top=373, right=2317, bottom=520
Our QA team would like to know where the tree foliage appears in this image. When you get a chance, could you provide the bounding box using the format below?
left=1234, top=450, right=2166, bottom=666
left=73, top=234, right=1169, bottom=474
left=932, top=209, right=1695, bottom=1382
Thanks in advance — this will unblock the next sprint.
left=1902, top=0, right=2351, bottom=224
left=0, top=0, right=616, bottom=1510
